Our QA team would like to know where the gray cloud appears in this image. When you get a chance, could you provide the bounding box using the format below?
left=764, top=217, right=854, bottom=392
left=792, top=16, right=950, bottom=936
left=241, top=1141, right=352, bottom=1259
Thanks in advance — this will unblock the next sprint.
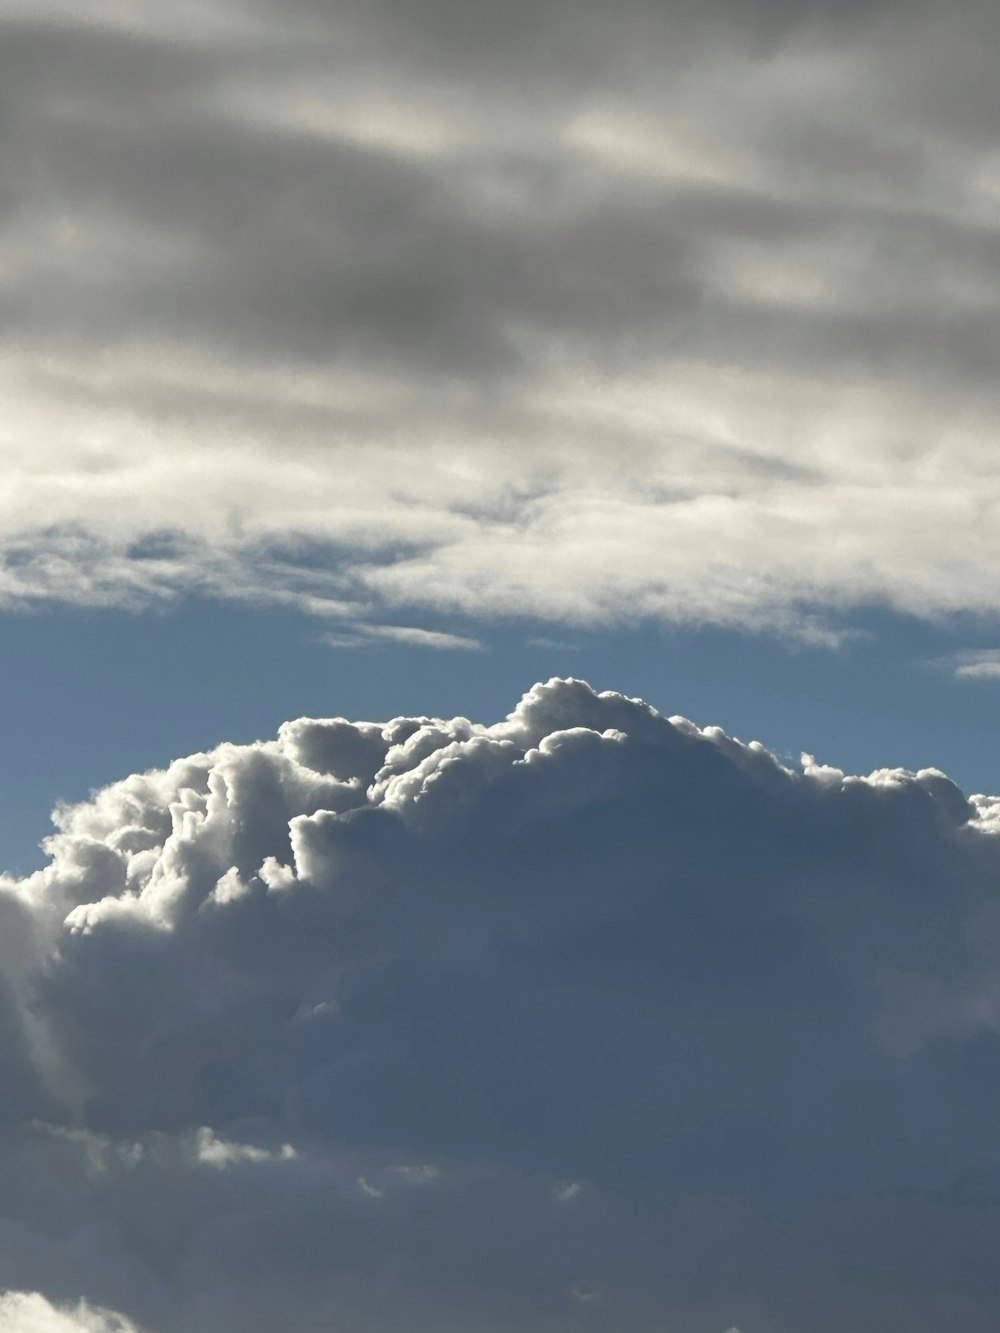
left=3, top=1, right=1000, bottom=631
left=4, top=679, right=1000, bottom=1327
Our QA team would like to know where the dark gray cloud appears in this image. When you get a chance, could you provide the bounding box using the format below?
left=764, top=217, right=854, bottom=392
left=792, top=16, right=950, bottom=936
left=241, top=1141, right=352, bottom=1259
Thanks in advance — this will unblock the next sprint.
left=2, top=0, right=1000, bottom=629
left=4, top=679, right=1000, bottom=1328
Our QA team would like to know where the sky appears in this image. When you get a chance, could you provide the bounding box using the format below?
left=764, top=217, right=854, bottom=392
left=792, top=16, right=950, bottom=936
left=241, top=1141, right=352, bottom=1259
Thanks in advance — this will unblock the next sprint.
left=5, top=0, right=1000, bottom=1329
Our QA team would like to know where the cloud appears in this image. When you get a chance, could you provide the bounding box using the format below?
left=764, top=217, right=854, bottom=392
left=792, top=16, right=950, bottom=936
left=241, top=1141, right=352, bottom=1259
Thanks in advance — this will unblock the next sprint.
left=0, top=1292, right=148, bottom=1333
left=192, top=1127, right=297, bottom=1170
left=3, top=678, right=1000, bottom=1328
left=947, top=648, right=1000, bottom=679
left=319, top=623, right=484, bottom=651
left=1, top=1, right=1000, bottom=634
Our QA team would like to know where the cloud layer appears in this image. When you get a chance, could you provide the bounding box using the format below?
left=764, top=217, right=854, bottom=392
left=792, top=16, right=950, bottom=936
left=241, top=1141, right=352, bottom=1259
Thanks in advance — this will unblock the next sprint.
left=3, top=678, right=1000, bottom=1328
left=4, top=0, right=1000, bottom=632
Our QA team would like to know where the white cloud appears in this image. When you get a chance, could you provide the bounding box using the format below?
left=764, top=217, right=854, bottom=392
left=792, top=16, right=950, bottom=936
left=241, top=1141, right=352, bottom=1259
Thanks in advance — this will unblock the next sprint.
left=319, top=623, right=484, bottom=652
left=0, top=1292, right=148, bottom=1333
left=193, top=1128, right=297, bottom=1170
left=948, top=649, right=1000, bottom=679
left=554, top=1180, right=582, bottom=1203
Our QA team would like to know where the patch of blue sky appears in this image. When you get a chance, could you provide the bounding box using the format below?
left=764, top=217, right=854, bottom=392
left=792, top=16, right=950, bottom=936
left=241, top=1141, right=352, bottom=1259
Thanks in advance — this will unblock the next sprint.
left=1, top=600, right=999, bottom=877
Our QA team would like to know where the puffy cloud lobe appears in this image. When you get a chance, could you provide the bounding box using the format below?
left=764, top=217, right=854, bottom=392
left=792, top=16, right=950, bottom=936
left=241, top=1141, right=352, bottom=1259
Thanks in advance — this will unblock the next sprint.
left=5, top=679, right=1000, bottom=1328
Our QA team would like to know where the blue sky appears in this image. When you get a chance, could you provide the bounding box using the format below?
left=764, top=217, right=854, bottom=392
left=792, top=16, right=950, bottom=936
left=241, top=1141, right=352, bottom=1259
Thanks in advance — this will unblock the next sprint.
left=3, top=597, right=1000, bottom=876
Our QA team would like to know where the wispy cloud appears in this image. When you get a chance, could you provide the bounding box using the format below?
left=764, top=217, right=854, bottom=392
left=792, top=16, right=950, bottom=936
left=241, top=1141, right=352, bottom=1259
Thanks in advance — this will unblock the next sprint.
left=942, top=649, right=1000, bottom=680
left=319, top=623, right=483, bottom=651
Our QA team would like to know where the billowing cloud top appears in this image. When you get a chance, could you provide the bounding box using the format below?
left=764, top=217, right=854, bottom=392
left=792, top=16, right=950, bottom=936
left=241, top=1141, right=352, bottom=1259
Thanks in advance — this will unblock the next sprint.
left=4, top=678, right=1000, bottom=1329
left=4, top=0, right=1000, bottom=632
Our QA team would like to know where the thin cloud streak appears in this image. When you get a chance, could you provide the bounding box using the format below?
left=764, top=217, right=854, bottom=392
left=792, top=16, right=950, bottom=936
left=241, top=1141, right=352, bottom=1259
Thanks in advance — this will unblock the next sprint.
left=319, top=623, right=484, bottom=650
left=945, top=648, right=1000, bottom=679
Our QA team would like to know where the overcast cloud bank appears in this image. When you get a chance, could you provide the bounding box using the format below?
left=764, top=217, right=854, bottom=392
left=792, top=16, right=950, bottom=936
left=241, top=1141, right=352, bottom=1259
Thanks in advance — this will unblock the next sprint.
left=4, top=0, right=1000, bottom=634
left=1, top=678, right=1000, bottom=1328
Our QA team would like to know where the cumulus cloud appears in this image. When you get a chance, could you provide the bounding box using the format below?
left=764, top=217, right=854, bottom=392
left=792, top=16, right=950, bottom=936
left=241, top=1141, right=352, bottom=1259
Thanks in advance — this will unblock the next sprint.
left=2, top=1, right=1000, bottom=633
left=3, top=678, right=1000, bottom=1328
